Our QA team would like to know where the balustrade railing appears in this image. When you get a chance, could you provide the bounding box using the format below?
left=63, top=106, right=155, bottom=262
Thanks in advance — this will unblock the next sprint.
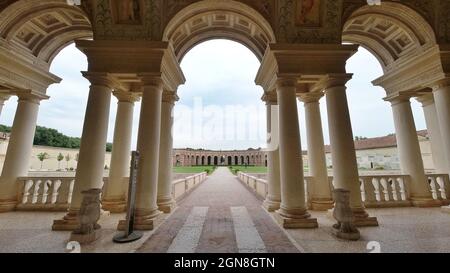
left=237, top=172, right=450, bottom=209
left=172, top=172, right=208, bottom=200
left=237, top=172, right=268, bottom=199
left=15, top=172, right=209, bottom=211
left=16, top=177, right=108, bottom=211
left=427, top=174, right=450, bottom=205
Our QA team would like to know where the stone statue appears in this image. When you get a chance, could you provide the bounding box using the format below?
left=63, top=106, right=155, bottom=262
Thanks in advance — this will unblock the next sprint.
left=332, top=189, right=360, bottom=241
left=70, top=188, right=102, bottom=244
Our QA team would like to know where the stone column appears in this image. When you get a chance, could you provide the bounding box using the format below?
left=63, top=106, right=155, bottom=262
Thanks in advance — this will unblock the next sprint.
left=0, top=92, right=47, bottom=212
left=389, top=96, right=440, bottom=207
left=275, top=78, right=317, bottom=228
left=262, top=92, right=281, bottom=212
left=102, top=91, right=139, bottom=213
left=157, top=91, right=178, bottom=213
left=325, top=76, right=378, bottom=226
left=0, top=94, right=10, bottom=117
left=417, top=94, right=447, bottom=172
left=53, top=73, right=113, bottom=230
left=433, top=82, right=450, bottom=174
left=125, top=77, right=163, bottom=230
left=432, top=81, right=450, bottom=212
left=299, top=92, right=333, bottom=211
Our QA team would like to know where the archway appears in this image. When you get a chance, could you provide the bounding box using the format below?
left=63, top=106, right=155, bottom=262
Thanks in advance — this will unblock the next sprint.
left=341, top=2, right=444, bottom=205
left=163, top=0, right=276, bottom=62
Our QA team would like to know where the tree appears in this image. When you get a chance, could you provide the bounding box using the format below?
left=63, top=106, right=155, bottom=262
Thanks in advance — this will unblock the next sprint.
left=57, top=153, right=64, bottom=169
left=65, top=154, right=71, bottom=169
left=37, top=152, right=50, bottom=169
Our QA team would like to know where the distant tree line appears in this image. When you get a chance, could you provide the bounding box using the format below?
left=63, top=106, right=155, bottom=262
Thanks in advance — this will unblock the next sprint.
left=0, top=124, right=112, bottom=152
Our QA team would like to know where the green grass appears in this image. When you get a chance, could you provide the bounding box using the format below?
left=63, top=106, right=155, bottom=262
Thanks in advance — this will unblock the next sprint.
left=173, top=166, right=216, bottom=174
left=228, top=165, right=267, bottom=174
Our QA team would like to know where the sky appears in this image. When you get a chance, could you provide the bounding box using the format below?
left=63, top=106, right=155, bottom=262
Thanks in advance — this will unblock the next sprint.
left=0, top=39, right=426, bottom=151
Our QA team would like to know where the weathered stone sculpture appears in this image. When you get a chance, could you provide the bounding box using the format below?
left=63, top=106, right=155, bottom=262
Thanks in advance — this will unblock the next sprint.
left=332, top=189, right=360, bottom=241
left=69, top=188, right=102, bottom=244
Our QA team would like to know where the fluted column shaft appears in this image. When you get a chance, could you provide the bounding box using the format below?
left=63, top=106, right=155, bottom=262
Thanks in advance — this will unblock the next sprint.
left=417, top=95, right=447, bottom=172
left=157, top=92, right=178, bottom=213
left=275, top=78, right=317, bottom=229
left=262, top=93, right=281, bottom=212
left=53, top=74, right=113, bottom=230
left=433, top=84, right=450, bottom=174
left=0, top=93, right=45, bottom=212
left=390, top=97, right=440, bottom=207
left=132, top=78, right=163, bottom=230
left=325, top=78, right=378, bottom=226
left=102, top=92, right=138, bottom=213
left=300, top=93, right=333, bottom=211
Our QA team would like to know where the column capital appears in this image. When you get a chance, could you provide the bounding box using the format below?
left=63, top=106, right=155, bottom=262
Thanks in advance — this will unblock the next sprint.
left=15, top=90, right=49, bottom=104
left=113, top=90, right=140, bottom=103
left=298, top=92, right=324, bottom=103
left=431, top=75, right=450, bottom=91
left=276, top=77, right=298, bottom=88
left=82, top=72, right=116, bottom=89
left=316, top=74, right=353, bottom=92
left=416, top=93, right=434, bottom=107
left=0, top=93, right=11, bottom=102
left=162, top=90, right=179, bottom=104
left=138, top=73, right=164, bottom=89
left=384, top=93, right=412, bottom=106
left=261, top=91, right=277, bottom=105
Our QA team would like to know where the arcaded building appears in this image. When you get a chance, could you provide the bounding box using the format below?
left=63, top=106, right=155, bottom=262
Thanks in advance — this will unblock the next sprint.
left=173, top=148, right=267, bottom=166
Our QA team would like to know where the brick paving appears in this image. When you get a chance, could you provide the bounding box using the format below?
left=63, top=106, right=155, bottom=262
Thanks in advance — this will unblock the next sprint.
left=137, top=167, right=299, bottom=253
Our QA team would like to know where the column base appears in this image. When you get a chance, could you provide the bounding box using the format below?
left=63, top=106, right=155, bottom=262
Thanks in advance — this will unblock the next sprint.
left=327, top=207, right=378, bottom=227
left=310, top=199, right=334, bottom=211
left=411, top=197, right=443, bottom=207
left=157, top=198, right=177, bottom=214
left=352, top=207, right=379, bottom=227
left=0, top=199, right=17, bottom=213
left=53, top=208, right=110, bottom=231
left=102, top=198, right=127, bottom=213
left=441, top=206, right=450, bottom=214
left=274, top=207, right=318, bottom=229
left=117, top=208, right=162, bottom=231
left=52, top=209, right=79, bottom=231
left=263, top=197, right=281, bottom=212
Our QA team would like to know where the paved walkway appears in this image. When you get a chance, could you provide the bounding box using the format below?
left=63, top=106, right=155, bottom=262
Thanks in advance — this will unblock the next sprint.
left=137, top=167, right=299, bottom=253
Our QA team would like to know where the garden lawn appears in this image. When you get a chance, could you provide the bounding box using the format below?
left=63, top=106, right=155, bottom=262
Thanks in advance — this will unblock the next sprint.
left=173, top=166, right=216, bottom=174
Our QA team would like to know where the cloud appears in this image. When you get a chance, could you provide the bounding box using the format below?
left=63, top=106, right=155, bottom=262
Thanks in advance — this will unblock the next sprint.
left=0, top=42, right=427, bottom=152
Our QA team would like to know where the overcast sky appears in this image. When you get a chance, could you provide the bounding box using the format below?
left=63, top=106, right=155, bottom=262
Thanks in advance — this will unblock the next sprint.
left=0, top=39, right=426, bottom=150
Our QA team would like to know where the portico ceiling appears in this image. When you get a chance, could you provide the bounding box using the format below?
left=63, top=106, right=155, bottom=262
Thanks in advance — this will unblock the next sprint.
left=163, top=0, right=276, bottom=62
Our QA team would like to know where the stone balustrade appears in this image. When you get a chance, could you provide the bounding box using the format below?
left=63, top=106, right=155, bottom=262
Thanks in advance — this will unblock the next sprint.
left=15, top=172, right=208, bottom=211
left=427, top=174, right=450, bottom=205
left=358, top=175, right=411, bottom=208
left=16, top=177, right=107, bottom=211
left=237, top=172, right=268, bottom=199
left=237, top=172, right=450, bottom=208
left=172, top=172, right=208, bottom=200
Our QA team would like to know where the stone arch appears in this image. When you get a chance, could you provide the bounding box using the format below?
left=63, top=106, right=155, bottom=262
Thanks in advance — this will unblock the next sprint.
left=162, top=0, right=276, bottom=62
left=0, top=0, right=92, bottom=70
left=342, top=2, right=437, bottom=73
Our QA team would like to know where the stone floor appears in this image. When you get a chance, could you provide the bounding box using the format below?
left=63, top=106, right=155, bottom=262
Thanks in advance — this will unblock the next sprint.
left=0, top=167, right=450, bottom=253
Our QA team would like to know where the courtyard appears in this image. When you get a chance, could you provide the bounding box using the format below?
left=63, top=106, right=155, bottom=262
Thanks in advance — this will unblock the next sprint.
left=1, top=168, right=450, bottom=253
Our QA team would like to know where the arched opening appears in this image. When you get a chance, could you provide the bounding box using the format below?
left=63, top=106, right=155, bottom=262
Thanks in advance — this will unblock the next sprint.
left=341, top=2, right=442, bottom=178
left=207, top=156, right=212, bottom=166
left=163, top=0, right=276, bottom=63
